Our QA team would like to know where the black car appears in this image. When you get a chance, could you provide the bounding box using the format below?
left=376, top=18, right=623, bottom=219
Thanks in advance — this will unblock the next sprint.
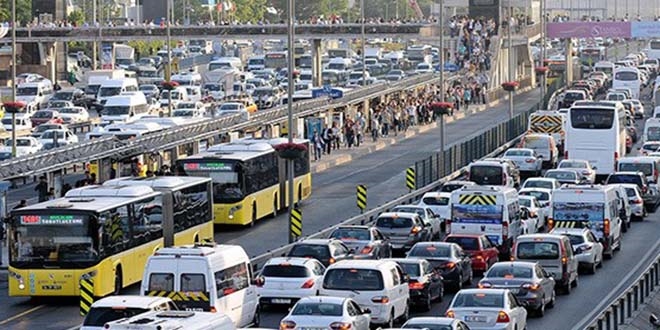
left=606, top=171, right=660, bottom=212
left=49, top=88, right=90, bottom=108
left=406, top=242, right=472, bottom=291
left=391, top=258, right=444, bottom=311
left=286, top=239, right=354, bottom=267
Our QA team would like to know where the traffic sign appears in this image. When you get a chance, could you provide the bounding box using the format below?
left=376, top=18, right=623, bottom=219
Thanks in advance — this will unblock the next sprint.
left=356, top=185, right=367, bottom=211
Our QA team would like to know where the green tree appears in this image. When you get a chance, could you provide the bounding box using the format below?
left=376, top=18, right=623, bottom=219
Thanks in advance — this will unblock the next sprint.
left=0, top=0, right=32, bottom=25
left=67, top=10, right=85, bottom=26
left=232, top=0, right=268, bottom=23
left=270, top=0, right=349, bottom=21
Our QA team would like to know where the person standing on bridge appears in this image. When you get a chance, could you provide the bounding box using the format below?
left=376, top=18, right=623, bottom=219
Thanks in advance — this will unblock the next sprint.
left=35, top=176, right=48, bottom=202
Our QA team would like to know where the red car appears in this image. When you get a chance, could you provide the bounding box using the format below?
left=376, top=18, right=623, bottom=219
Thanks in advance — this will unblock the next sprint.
left=444, top=234, right=499, bottom=274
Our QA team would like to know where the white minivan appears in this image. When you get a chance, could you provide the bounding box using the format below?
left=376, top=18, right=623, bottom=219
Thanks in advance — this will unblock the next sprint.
left=97, top=78, right=139, bottom=106
left=101, top=92, right=150, bottom=125
left=320, top=259, right=410, bottom=328
left=141, top=244, right=259, bottom=328
left=104, top=310, right=236, bottom=330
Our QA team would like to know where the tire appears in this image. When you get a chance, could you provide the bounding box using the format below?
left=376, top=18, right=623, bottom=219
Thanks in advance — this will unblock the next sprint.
left=252, top=306, right=261, bottom=327
left=250, top=203, right=257, bottom=227
left=615, top=237, right=621, bottom=251
left=455, top=274, right=463, bottom=292
left=547, top=291, right=556, bottom=309
left=588, top=262, right=597, bottom=275
left=622, top=220, right=628, bottom=233
left=386, top=310, right=395, bottom=329
left=571, top=275, right=578, bottom=288
left=536, top=297, right=546, bottom=317
left=422, top=292, right=432, bottom=312
left=272, top=196, right=278, bottom=217
left=113, top=269, right=123, bottom=295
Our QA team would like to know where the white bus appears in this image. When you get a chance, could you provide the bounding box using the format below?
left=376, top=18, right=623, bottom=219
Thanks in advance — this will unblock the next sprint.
left=647, top=39, right=660, bottom=60
left=644, top=118, right=660, bottom=143
left=565, top=101, right=627, bottom=179
left=612, top=67, right=641, bottom=100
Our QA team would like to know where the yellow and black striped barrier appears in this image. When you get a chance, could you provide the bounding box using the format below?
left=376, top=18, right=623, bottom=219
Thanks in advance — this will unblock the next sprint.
left=146, top=290, right=210, bottom=302
left=79, top=278, right=94, bottom=316
left=406, top=167, right=416, bottom=190
left=290, top=208, right=303, bottom=238
left=356, top=185, right=367, bottom=212
left=553, top=221, right=589, bottom=228
left=458, top=194, right=497, bottom=205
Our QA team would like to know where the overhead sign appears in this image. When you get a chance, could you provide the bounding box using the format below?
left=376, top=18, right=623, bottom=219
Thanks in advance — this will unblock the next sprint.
left=631, top=22, right=660, bottom=38
left=546, top=22, right=631, bottom=39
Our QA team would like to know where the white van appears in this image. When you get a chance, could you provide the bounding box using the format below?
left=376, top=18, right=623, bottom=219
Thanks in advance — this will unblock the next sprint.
left=617, top=156, right=660, bottom=184
left=209, top=57, right=243, bottom=71
left=185, top=85, right=203, bottom=102
left=160, top=86, right=189, bottom=109
left=320, top=259, right=410, bottom=327
left=16, top=80, right=54, bottom=111
left=449, top=185, right=522, bottom=258
left=512, top=234, right=579, bottom=294
left=81, top=295, right=177, bottom=330
left=104, top=310, right=236, bottom=330
left=97, top=78, right=139, bottom=106
left=172, top=71, right=203, bottom=86
left=101, top=92, right=150, bottom=125
left=549, top=184, right=622, bottom=258
left=247, top=55, right=265, bottom=71
left=141, top=244, right=259, bottom=328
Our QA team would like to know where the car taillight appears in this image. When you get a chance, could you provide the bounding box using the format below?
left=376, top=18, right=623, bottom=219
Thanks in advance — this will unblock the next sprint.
left=548, top=218, right=554, bottom=230
left=360, top=246, right=374, bottom=254
left=633, top=198, right=643, bottom=204
left=301, top=279, right=315, bottom=289
left=445, top=310, right=455, bottom=318
left=444, top=262, right=456, bottom=269
left=330, top=322, right=352, bottom=330
left=329, top=257, right=336, bottom=264
left=478, top=281, right=492, bottom=288
left=280, top=321, right=296, bottom=330
left=411, top=226, right=422, bottom=234
left=496, top=311, right=511, bottom=323
left=525, top=158, right=536, bottom=163
left=475, top=255, right=484, bottom=261
left=522, top=283, right=541, bottom=291
left=408, top=280, right=425, bottom=290
left=371, top=296, right=390, bottom=304
left=255, top=277, right=265, bottom=287
left=604, top=218, right=610, bottom=236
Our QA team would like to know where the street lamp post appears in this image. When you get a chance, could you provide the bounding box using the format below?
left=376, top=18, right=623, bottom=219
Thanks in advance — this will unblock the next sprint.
left=11, top=0, right=17, bottom=157
left=92, top=0, right=97, bottom=69
left=439, top=0, right=445, bottom=165
left=166, top=0, right=173, bottom=117
left=508, top=5, right=514, bottom=120
left=361, top=0, right=366, bottom=87
left=540, top=0, right=546, bottom=109
left=287, top=0, right=296, bottom=243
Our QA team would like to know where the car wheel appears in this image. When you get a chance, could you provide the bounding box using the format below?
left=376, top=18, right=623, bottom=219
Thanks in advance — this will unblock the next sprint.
left=547, top=291, right=556, bottom=308
left=422, top=292, right=432, bottom=312
left=615, top=238, right=622, bottom=251
left=572, top=275, right=579, bottom=288
left=252, top=306, right=261, bottom=327
left=622, top=221, right=628, bottom=233
left=536, top=297, right=546, bottom=317
left=455, top=274, right=463, bottom=291
left=398, top=302, right=409, bottom=324
left=386, top=310, right=395, bottom=329
left=588, top=262, right=597, bottom=275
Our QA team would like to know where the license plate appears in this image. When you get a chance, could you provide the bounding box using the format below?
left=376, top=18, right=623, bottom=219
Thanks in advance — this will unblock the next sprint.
left=465, top=315, right=487, bottom=322
left=272, top=299, right=292, bottom=304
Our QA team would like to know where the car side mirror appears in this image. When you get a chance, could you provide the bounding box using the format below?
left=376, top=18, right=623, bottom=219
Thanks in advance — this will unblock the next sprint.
left=403, top=274, right=410, bottom=283
left=362, top=308, right=371, bottom=315
left=348, top=248, right=356, bottom=255
left=592, top=166, right=598, bottom=170
left=538, top=155, right=543, bottom=158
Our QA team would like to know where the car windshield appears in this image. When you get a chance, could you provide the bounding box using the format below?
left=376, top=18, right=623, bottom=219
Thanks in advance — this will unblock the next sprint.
left=99, top=87, right=121, bottom=97
left=519, top=191, right=550, bottom=202
left=59, top=108, right=80, bottom=114
left=261, top=265, right=311, bottom=278
left=445, top=237, right=479, bottom=250
left=618, top=163, right=653, bottom=176
left=403, top=323, right=452, bottom=330
left=523, top=180, right=552, bottom=189
left=41, top=131, right=65, bottom=139
left=393, top=207, right=425, bottom=218
left=376, top=217, right=413, bottom=228
left=323, top=268, right=384, bottom=290
left=52, top=92, right=73, bottom=100
left=486, top=265, right=533, bottom=278
left=421, top=196, right=449, bottom=206
left=291, top=302, right=343, bottom=316
left=560, top=161, right=587, bottom=168
left=516, top=241, right=560, bottom=259
left=220, top=104, right=240, bottom=110
left=288, top=244, right=330, bottom=259
left=33, top=111, right=53, bottom=118
left=408, top=245, right=451, bottom=258
left=452, top=292, right=504, bottom=308
left=523, top=137, right=549, bottom=149
left=172, top=110, right=194, bottom=117
left=6, top=139, right=32, bottom=147
left=83, top=307, right=150, bottom=326
left=17, top=87, right=38, bottom=96
left=103, top=106, right=130, bottom=116
left=607, top=175, right=642, bottom=185
left=505, top=150, right=533, bottom=157
left=330, top=228, right=370, bottom=241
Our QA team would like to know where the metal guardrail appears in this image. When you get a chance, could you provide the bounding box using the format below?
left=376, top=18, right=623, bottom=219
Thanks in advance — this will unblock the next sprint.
left=585, top=255, right=660, bottom=330
left=248, top=100, right=541, bottom=271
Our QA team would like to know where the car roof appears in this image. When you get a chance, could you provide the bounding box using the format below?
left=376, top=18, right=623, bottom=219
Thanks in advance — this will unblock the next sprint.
left=297, top=296, right=347, bottom=304
left=379, top=212, right=419, bottom=219
left=265, top=257, right=315, bottom=266
left=550, top=227, right=590, bottom=235
left=90, top=295, right=172, bottom=308
left=404, top=317, right=455, bottom=325
left=421, top=192, right=452, bottom=197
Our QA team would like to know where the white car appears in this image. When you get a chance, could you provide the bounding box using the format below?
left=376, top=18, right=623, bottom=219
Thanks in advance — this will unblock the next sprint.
left=618, top=183, right=646, bottom=220
left=58, top=106, right=90, bottom=124
left=1, top=115, right=32, bottom=131
left=519, top=205, right=538, bottom=235
left=414, top=63, right=434, bottom=74
left=403, top=317, right=471, bottom=330
left=39, top=129, right=79, bottom=149
left=417, top=192, right=452, bottom=226
left=80, top=295, right=178, bottom=330
left=175, top=101, right=206, bottom=116
left=518, top=188, right=553, bottom=209
left=557, top=159, right=597, bottom=184
left=502, top=148, right=543, bottom=175
left=256, top=257, right=325, bottom=307
left=639, top=141, right=660, bottom=156
left=172, top=108, right=205, bottom=118
left=520, top=177, right=561, bottom=191
left=550, top=227, right=604, bottom=274
left=446, top=288, right=527, bottom=330
left=0, top=137, right=42, bottom=157
left=518, top=195, right=546, bottom=231
left=280, top=296, right=371, bottom=330
left=392, top=204, right=443, bottom=239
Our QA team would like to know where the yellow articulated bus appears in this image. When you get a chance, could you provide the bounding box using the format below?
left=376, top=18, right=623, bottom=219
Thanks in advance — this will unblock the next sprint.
left=175, top=138, right=312, bottom=226
left=7, top=176, right=214, bottom=297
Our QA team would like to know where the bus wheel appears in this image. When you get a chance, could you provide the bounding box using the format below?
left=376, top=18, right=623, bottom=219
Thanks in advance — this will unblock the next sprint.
left=250, top=203, right=257, bottom=227
left=272, top=195, right=278, bottom=217
left=297, top=184, right=302, bottom=206
left=194, top=235, right=199, bottom=244
left=113, top=267, right=123, bottom=295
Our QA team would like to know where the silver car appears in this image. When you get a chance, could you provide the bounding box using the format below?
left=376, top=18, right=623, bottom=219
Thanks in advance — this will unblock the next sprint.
left=328, top=225, right=392, bottom=259
left=478, top=261, right=556, bottom=317
left=502, top=148, right=543, bottom=175
left=280, top=296, right=371, bottom=330
left=557, top=159, right=597, bottom=183
left=550, top=227, right=604, bottom=274
left=618, top=183, right=647, bottom=220
left=392, top=205, right=442, bottom=239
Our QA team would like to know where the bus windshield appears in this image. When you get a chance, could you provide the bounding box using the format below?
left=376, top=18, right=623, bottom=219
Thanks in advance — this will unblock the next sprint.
left=178, top=160, right=243, bottom=203
left=11, top=213, right=98, bottom=267
left=615, top=71, right=639, bottom=81
left=650, top=40, right=660, bottom=49
left=647, top=127, right=660, bottom=141
left=570, top=108, right=614, bottom=129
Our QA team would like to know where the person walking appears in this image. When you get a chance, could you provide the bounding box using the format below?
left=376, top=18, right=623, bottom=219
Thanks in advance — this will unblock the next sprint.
left=322, top=125, right=333, bottom=155
left=35, top=176, right=49, bottom=202
left=311, top=130, right=324, bottom=161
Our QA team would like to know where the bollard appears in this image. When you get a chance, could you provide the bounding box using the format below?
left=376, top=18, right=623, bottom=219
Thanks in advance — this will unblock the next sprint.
left=79, top=278, right=94, bottom=316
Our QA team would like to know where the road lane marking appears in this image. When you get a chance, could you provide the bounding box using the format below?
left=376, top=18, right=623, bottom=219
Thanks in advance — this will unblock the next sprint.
left=0, top=305, right=46, bottom=326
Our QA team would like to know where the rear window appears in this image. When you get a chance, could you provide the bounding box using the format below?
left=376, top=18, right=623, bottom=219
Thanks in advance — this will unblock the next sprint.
left=486, top=264, right=533, bottom=278
left=408, top=245, right=451, bottom=258
left=421, top=196, right=449, bottom=206
left=523, top=180, right=553, bottom=189
left=289, top=244, right=330, bottom=259
left=618, top=163, right=653, bottom=176
left=624, top=187, right=639, bottom=197
left=393, top=207, right=425, bottom=217
left=546, top=171, right=577, bottom=180
left=516, top=241, right=560, bottom=260
left=440, top=184, right=464, bottom=192
left=330, top=228, right=370, bottom=241
left=519, top=190, right=550, bottom=202
left=291, top=302, right=343, bottom=316
left=323, top=269, right=384, bottom=290
left=148, top=273, right=174, bottom=291
left=522, top=137, right=549, bottom=149
left=262, top=265, right=311, bottom=278
left=376, top=216, right=413, bottom=228
left=83, top=307, right=150, bottom=326
left=398, top=262, right=421, bottom=277
left=560, top=161, right=587, bottom=169
left=469, top=165, right=503, bottom=184
left=565, top=234, right=585, bottom=245
left=452, top=292, right=504, bottom=308
left=445, top=236, right=479, bottom=251
left=607, top=174, right=642, bottom=186
left=505, top=149, right=532, bottom=157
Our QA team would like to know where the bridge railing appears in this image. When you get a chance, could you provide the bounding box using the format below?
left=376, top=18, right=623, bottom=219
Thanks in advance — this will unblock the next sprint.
left=249, top=100, right=541, bottom=271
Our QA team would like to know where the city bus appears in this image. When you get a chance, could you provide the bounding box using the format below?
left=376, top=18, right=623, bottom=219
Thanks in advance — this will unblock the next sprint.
left=579, top=46, right=605, bottom=72
left=264, top=51, right=287, bottom=70
left=174, top=138, right=312, bottom=226
left=565, top=101, right=627, bottom=180
left=647, top=39, right=660, bottom=60
left=6, top=177, right=214, bottom=297
left=612, top=67, right=641, bottom=100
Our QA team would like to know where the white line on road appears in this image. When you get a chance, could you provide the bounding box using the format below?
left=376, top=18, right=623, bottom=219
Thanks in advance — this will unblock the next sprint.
left=0, top=305, right=46, bottom=326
